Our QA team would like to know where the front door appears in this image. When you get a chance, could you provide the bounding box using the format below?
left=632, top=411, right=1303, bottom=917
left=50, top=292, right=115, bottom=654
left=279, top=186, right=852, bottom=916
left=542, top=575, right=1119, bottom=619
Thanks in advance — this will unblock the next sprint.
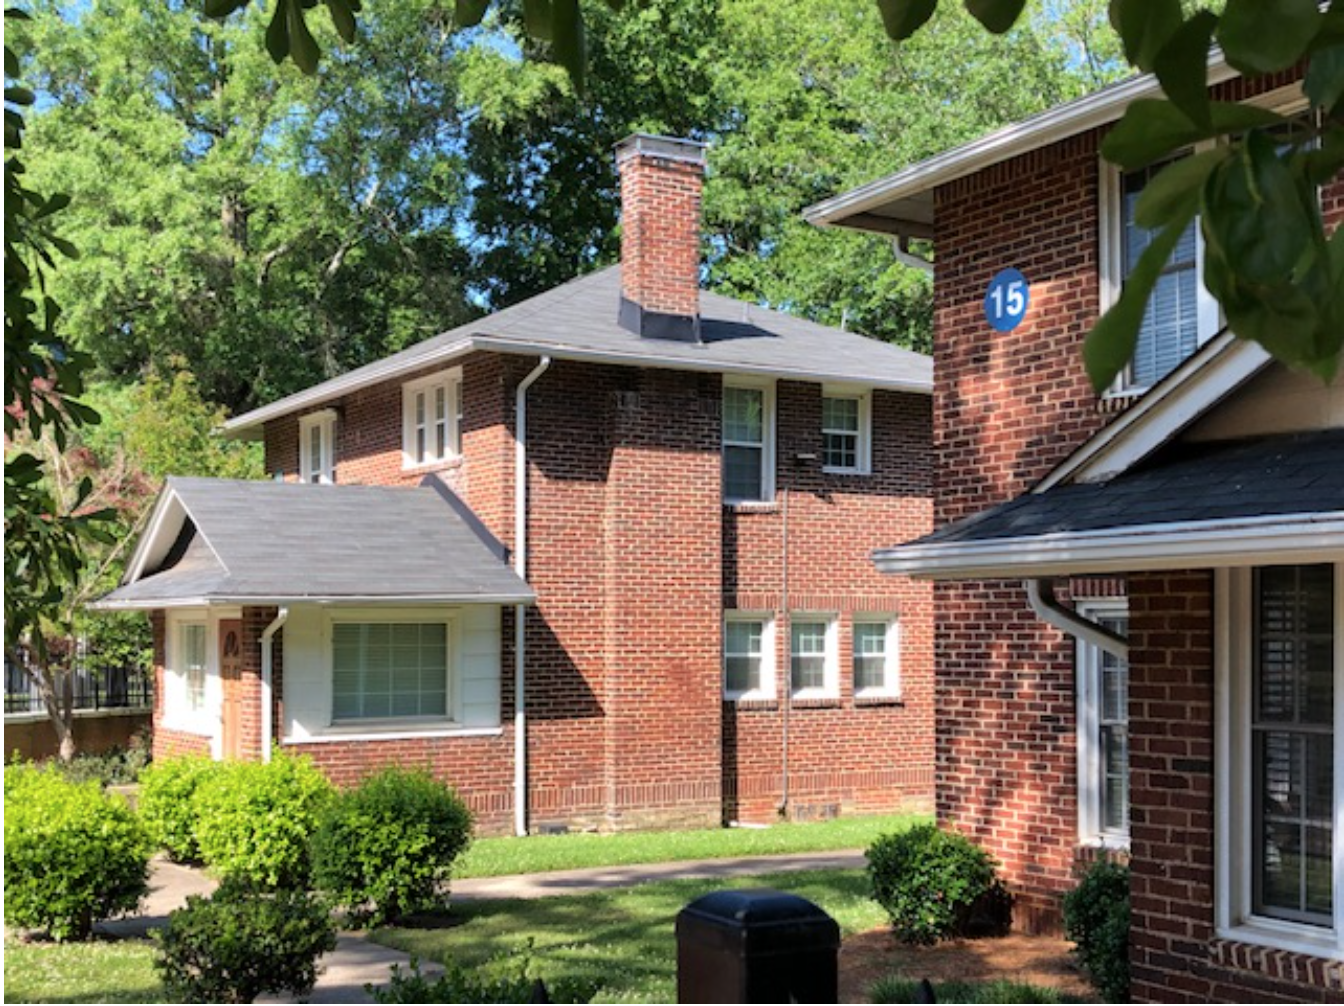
left=219, top=620, right=243, bottom=759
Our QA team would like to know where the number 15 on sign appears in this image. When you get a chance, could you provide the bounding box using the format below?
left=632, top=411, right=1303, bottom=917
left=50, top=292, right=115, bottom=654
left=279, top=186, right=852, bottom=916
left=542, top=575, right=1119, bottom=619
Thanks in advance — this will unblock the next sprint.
left=985, top=268, right=1029, bottom=332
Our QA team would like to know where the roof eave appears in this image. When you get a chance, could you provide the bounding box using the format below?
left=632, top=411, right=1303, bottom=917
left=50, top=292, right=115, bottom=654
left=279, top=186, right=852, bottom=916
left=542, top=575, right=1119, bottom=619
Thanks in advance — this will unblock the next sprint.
left=89, top=591, right=537, bottom=612
left=873, top=514, right=1344, bottom=581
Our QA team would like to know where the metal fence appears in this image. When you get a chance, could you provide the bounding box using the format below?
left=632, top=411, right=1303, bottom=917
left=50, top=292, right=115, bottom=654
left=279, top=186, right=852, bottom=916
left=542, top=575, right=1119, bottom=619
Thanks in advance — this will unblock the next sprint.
left=4, top=658, right=153, bottom=715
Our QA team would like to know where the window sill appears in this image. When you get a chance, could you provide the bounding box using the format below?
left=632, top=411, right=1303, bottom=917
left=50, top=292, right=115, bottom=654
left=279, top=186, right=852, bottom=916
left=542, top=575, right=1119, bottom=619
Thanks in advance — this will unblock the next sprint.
left=723, top=695, right=777, bottom=709
left=1211, top=926, right=1343, bottom=981
left=789, top=695, right=842, bottom=709
left=401, top=455, right=464, bottom=475
left=822, top=467, right=870, bottom=477
left=724, top=500, right=778, bottom=514
left=286, top=723, right=502, bottom=744
left=854, top=693, right=903, bottom=707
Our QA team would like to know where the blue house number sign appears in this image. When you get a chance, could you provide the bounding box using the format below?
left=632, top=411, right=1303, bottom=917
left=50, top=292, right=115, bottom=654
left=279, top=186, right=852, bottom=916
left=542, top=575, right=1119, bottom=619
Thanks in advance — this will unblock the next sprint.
left=985, top=268, right=1029, bottom=331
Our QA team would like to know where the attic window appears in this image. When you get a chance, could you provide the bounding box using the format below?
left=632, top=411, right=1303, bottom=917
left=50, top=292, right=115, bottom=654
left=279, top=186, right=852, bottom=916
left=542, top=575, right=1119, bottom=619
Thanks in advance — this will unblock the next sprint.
left=403, top=370, right=462, bottom=470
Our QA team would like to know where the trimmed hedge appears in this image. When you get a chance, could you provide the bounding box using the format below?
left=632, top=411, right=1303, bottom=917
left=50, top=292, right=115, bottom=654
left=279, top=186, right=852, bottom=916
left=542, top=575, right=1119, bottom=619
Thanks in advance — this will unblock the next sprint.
left=138, top=755, right=220, bottom=862
left=1062, top=859, right=1129, bottom=1003
left=4, top=763, right=150, bottom=940
left=312, top=766, right=473, bottom=926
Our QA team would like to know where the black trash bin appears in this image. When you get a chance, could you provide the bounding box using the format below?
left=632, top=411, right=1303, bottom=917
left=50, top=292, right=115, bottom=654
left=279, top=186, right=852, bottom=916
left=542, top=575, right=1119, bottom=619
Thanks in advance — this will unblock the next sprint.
left=675, top=888, right=841, bottom=1004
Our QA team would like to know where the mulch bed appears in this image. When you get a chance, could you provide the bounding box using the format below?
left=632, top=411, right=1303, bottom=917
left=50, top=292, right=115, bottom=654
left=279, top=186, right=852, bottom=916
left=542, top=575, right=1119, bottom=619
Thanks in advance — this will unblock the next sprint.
left=837, top=928, right=1096, bottom=1003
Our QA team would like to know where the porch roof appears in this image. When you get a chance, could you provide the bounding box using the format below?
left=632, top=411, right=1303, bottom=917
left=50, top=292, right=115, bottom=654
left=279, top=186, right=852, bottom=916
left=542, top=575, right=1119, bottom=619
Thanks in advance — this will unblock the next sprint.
left=93, top=476, right=535, bottom=609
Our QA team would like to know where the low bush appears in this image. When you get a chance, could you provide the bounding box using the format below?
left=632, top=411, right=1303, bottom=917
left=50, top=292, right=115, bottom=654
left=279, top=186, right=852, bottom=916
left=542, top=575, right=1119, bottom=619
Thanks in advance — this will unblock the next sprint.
left=867, top=823, right=1007, bottom=945
left=370, top=953, right=601, bottom=1004
left=153, top=877, right=337, bottom=1004
left=192, top=750, right=333, bottom=889
left=3, top=763, right=150, bottom=940
left=312, top=766, right=473, bottom=926
left=1062, top=859, right=1129, bottom=1004
left=58, top=734, right=153, bottom=787
left=138, top=755, right=220, bottom=862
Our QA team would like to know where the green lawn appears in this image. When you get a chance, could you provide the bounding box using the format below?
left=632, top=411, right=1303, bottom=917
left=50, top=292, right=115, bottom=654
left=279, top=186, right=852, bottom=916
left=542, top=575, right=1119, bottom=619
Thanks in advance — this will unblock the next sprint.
left=3, top=937, right=166, bottom=1004
left=454, top=812, right=925, bottom=879
left=871, top=977, right=1089, bottom=1004
left=373, top=868, right=886, bottom=1003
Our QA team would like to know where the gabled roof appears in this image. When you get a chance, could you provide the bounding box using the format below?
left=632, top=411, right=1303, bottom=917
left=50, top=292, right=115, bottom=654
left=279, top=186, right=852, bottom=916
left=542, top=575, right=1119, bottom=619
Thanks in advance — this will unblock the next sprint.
left=93, top=477, right=535, bottom=609
left=225, top=266, right=933, bottom=439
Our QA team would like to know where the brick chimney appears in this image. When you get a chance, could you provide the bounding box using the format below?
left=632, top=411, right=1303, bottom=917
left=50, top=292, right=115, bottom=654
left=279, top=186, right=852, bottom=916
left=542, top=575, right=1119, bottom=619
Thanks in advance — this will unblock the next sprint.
left=615, top=134, right=707, bottom=343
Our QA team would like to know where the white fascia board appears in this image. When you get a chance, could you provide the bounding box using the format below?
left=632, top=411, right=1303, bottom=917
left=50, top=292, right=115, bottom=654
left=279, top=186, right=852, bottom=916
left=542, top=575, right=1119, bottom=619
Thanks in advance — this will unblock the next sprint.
left=1036, top=334, right=1271, bottom=491
left=472, top=337, right=933, bottom=396
left=873, top=513, right=1344, bottom=581
left=90, top=592, right=536, bottom=612
left=222, top=337, right=475, bottom=439
left=805, top=55, right=1238, bottom=231
left=123, top=486, right=182, bottom=584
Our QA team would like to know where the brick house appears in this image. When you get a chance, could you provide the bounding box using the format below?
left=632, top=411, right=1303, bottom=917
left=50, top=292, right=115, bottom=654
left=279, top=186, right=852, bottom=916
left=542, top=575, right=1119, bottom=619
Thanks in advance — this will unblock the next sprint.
left=96, top=135, right=935, bottom=835
left=809, top=62, right=1344, bottom=1001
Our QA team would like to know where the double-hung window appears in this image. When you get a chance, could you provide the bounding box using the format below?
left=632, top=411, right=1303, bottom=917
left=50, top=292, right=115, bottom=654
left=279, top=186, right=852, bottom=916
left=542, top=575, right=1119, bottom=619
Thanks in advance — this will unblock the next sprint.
left=1076, top=600, right=1129, bottom=846
left=790, top=616, right=837, bottom=699
left=180, top=622, right=207, bottom=713
left=331, top=618, right=451, bottom=722
left=299, top=410, right=336, bottom=484
left=402, top=370, right=463, bottom=469
left=854, top=617, right=900, bottom=699
left=723, top=380, right=774, bottom=503
left=1218, top=563, right=1342, bottom=958
left=724, top=615, right=774, bottom=701
left=822, top=390, right=870, bottom=474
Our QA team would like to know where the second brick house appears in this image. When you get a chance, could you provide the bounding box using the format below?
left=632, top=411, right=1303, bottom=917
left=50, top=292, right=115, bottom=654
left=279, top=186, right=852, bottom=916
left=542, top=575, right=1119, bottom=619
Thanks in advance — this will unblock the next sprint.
left=97, top=135, right=935, bottom=834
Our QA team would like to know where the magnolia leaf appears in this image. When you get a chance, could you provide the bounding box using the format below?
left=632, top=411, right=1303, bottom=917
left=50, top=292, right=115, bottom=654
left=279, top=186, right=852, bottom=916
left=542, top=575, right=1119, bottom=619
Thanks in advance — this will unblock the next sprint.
left=286, top=0, right=322, bottom=74
left=326, top=0, right=357, bottom=43
left=876, top=0, right=938, bottom=41
left=1305, top=44, right=1344, bottom=116
left=965, top=0, right=1026, bottom=35
left=1109, top=0, right=1183, bottom=72
left=203, top=0, right=250, bottom=19
left=35, top=193, right=72, bottom=218
left=1101, top=99, right=1285, bottom=171
left=265, top=1, right=290, bottom=63
left=1132, top=148, right=1224, bottom=230
left=454, top=0, right=491, bottom=28
left=4, top=45, right=18, bottom=79
left=551, top=0, right=585, bottom=92
left=49, top=236, right=79, bottom=260
left=1217, top=0, right=1321, bottom=76
left=523, top=0, right=553, bottom=41
left=5, top=85, right=34, bottom=105
left=1153, top=11, right=1217, bottom=130
left=1084, top=191, right=1198, bottom=391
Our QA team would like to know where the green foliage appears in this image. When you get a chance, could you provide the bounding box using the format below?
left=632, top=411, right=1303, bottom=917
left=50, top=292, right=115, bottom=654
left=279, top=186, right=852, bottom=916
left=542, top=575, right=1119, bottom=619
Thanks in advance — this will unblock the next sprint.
left=138, top=755, right=222, bottom=863
left=3, top=763, right=150, bottom=940
left=870, top=976, right=1084, bottom=1003
left=312, top=766, right=474, bottom=926
left=1062, top=859, right=1130, bottom=1004
left=866, top=823, right=1006, bottom=945
left=56, top=733, right=153, bottom=787
left=152, top=877, right=337, bottom=1004
left=192, top=751, right=334, bottom=889
left=371, top=952, right=601, bottom=1004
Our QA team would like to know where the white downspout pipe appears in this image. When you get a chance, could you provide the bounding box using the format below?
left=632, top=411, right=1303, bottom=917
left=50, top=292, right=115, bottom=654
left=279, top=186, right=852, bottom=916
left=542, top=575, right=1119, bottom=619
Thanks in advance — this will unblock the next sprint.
left=1025, top=579, right=1127, bottom=660
left=514, top=356, right=551, bottom=837
left=260, top=607, right=289, bottom=764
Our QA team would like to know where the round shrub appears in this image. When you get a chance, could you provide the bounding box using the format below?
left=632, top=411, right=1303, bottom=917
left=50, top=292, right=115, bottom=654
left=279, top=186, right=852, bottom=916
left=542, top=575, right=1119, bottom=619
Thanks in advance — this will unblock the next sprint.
left=192, top=750, right=334, bottom=889
left=312, top=766, right=474, bottom=926
left=153, top=876, right=337, bottom=1004
left=138, top=755, right=220, bottom=862
left=867, top=823, right=1005, bottom=945
left=1062, top=859, right=1129, bottom=1003
left=4, top=762, right=150, bottom=940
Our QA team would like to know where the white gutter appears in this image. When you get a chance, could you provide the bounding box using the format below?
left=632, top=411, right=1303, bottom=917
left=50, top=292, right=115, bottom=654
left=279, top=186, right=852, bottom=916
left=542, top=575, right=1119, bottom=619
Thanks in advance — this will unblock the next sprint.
left=1025, top=580, right=1127, bottom=661
left=90, top=592, right=536, bottom=612
left=513, top=356, right=551, bottom=837
left=260, top=607, right=289, bottom=764
left=873, top=513, right=1344, bottom=581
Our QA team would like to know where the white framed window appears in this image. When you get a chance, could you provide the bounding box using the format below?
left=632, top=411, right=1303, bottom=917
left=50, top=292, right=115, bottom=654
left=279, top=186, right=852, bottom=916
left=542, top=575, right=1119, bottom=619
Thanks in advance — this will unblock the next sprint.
left=329, top=614, right=454, bottom=724
left=179, top=622, right=208, bottom=713
left=724, top=614, right=775, bottom=701
left=722, top=379, right=775, bottom=503
left=853, top=617, right=900, bottom=699
left=822, top=388, right=871, bottom=474
left=402, top=369, right=463, bottom=470
left=299, top=409, right=336, bottom=484
left=1217, top=563, right=1342, bottom=959
left=790, top=615, right=838, bottom=699
left=1076, top=599, right=1129, bottom=848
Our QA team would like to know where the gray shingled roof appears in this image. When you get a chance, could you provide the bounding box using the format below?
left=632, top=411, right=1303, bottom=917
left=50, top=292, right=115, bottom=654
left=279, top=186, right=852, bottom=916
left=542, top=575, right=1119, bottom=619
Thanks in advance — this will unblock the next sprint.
left=911, top=429, right=1344, bottom=548
left=226, top=266, right=931, bottom=435
left=95, top=477, right=534, bottom=608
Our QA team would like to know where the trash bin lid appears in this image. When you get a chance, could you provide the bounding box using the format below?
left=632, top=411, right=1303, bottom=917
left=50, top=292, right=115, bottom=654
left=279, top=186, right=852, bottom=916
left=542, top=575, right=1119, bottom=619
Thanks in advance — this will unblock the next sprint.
left=676, top=889, right=841, bottom=953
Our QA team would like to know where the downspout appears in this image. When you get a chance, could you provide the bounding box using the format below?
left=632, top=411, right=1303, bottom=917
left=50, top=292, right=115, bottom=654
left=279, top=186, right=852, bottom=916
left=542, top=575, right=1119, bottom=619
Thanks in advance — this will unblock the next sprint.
left=260, top=607, right=289, bottom=764
left=778, top=485, right=791, bottom=818
left=1025, top=579, right=1127, bottom=660
left=514, top=356, right=551, bottom=837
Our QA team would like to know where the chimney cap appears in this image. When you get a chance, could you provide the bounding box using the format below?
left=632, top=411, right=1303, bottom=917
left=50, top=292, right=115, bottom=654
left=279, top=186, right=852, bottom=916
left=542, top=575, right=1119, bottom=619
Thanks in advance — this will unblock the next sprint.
left=614, top=133, right=707, bottom=168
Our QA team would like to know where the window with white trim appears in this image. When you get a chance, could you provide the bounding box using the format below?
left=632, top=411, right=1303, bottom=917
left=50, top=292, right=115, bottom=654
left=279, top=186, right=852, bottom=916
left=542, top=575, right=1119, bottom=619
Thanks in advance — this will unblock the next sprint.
left=1219, top=563, right=1341, bottom=958
left=402, top=370, right=462, bottom=469
left=1076, top=600, right=1129, bottom=847
left=299, top=410, right=336, bottom=484
left=790, top=615, right=838, bottom=699
left=724, top=615, right=775, bottom=701
left=331, top=618, right=452, bottom=722
left=822, top=390, right=871, bottom=474
left=723, top=380, right=774, bottom=503
left=853, top=617, right=900, bottom=699
left=179, top=622, right=207, bottom=713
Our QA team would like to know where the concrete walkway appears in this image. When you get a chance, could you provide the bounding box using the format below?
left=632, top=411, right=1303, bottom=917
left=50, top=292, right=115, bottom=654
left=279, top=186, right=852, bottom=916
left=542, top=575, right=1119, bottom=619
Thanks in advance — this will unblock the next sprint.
left=99, top=849, right=868, bottom=1003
